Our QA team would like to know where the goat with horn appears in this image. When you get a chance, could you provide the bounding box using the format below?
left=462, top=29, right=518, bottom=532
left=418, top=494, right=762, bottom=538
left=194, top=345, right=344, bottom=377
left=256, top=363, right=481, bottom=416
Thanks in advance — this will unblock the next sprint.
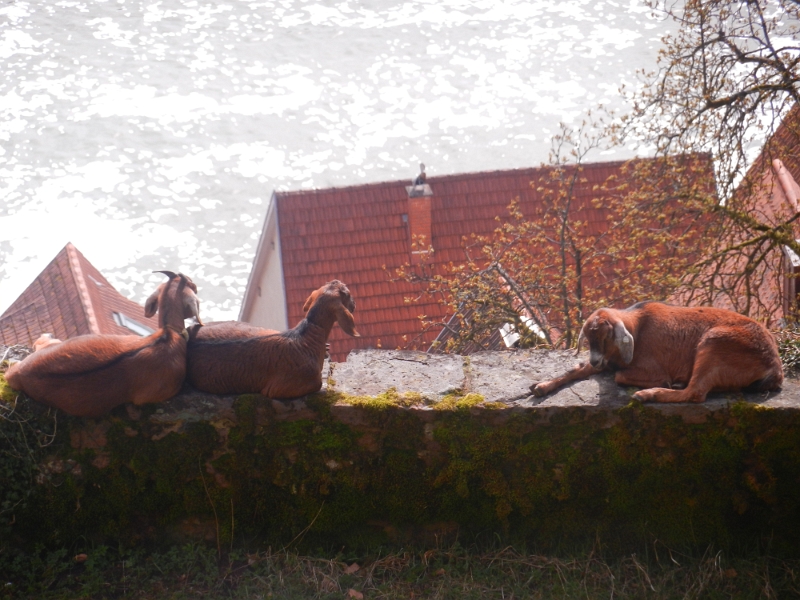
left=5, top=271, right=202, bottom=417
left=186, top=279, right=358, bottom=398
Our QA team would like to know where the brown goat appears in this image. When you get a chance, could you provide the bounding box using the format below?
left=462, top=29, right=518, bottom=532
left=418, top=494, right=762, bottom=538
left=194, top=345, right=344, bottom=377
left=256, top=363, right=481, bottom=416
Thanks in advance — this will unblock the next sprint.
left=186, top=279, right=359, bottom=398
left=4, top=271, right=202, bottom=417
left=531, top=301, right=783, bottom=403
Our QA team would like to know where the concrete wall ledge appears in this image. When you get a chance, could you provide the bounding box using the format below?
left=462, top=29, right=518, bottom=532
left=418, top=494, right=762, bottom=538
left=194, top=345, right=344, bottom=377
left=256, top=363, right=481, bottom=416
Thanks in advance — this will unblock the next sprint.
left=133, top=348, right=799, bottom=431
left=3, top=348, right=800, bottom=552
left=329, top=349, right=798, bottom=420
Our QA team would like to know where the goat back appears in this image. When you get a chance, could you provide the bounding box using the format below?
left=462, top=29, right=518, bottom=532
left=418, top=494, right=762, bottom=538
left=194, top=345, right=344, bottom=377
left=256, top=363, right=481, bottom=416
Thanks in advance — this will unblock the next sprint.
left=186, top=321, right=323, bottom=397
left=189, top=321, right=280, bottom=341
left=5, top=330, right=188, bottom=417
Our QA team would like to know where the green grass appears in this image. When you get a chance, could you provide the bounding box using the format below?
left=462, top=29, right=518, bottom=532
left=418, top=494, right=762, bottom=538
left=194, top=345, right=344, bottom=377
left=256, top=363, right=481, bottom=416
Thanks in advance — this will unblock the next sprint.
left=2, top=542, right=799, bottom=599
left=777, top=327, right=800, bottom=376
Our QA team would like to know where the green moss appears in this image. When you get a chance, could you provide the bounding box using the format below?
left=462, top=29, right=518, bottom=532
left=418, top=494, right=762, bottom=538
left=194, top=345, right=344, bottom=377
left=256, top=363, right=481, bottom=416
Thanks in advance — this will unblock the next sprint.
left=232, top=394, right=260, bottom=435
left=331, top=387, right=428, bottom=409
left=0, top=373, right=18, bottom=404
left=303, top=391, right=338, bottom=414
left=4, top=387, right=800, bottom=555
left=434, top=392, right=486, bottom=411
left=0, top=386, right=60, bottom=542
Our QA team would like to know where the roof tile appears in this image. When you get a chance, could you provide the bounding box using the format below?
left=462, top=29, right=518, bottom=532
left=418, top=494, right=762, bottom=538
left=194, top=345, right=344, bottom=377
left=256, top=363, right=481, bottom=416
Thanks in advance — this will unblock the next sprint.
left=0, top=244, right=159, bottom=347
left=272, top=159, right=714, bottom=361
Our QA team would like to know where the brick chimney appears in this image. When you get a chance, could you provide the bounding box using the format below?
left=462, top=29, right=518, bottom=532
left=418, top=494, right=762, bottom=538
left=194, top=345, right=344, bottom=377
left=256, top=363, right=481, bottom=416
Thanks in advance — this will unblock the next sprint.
left=404, top=163, right=433, bottom=264
left=405, top=182, right=433, bottom=264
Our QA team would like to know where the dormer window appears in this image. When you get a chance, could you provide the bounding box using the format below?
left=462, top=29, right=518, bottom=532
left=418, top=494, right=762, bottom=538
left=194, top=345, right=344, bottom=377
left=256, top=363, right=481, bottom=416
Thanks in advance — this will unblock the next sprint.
left=112, top=312, right=154, bottom=336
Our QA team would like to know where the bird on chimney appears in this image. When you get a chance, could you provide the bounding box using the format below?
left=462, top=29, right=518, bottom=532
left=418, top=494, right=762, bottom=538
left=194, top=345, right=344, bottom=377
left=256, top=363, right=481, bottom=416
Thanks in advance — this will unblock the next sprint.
left=413, top=163, right=427, bottom=186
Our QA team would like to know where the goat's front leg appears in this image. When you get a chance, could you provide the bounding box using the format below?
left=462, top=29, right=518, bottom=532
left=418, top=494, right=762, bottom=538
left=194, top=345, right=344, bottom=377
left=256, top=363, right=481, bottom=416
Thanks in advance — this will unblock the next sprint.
left=619, top=368, right=697, bottom=403
left=614, top=367, right=673, bottom=390
left=531, top=361, right=602, bottom=397
left=632, top=386, right=705, bottom=404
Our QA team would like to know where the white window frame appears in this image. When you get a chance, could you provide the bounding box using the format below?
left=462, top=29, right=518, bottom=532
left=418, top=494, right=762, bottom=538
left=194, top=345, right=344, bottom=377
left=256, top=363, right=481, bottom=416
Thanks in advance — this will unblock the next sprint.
left=112, top=312, right=154, bottom=336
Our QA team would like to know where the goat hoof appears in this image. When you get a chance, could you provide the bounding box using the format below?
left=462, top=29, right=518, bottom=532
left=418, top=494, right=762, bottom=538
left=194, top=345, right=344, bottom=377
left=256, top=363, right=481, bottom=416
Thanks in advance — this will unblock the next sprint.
left=632, top=389, right=656, bottom=403
left=530, top=382, right=548, bottom=397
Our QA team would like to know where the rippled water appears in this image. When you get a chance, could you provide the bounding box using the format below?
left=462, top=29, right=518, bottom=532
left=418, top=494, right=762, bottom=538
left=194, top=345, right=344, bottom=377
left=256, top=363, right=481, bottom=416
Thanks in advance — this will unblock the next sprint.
left=0, top=0, right=668, bottom=320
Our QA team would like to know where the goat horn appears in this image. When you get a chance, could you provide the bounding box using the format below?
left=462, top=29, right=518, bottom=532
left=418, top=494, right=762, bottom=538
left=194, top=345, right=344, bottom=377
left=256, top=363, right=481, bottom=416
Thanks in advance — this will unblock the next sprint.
left=575, top=331, right=584, bottom=356
left=153, top=270, right=177, bottom=279
left=574, top=321, right=587, bottom=356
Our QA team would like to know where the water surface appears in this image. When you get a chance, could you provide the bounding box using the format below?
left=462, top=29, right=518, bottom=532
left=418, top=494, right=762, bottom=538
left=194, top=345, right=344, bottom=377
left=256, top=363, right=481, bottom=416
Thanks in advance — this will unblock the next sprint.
left=0, top=0, right=668, bottom=320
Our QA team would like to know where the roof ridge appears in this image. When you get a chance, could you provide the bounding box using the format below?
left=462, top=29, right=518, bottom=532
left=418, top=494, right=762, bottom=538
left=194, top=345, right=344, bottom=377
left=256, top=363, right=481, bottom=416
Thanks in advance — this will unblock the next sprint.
left=65, top=242, right=101, bottom=334
left=272, top=153, right=712, bottom=199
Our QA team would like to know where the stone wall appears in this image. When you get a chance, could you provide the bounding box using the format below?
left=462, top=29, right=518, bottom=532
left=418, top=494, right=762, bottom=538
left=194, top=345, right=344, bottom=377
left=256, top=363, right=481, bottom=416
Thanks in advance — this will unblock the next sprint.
left=2, top=348, right=800, bottom=552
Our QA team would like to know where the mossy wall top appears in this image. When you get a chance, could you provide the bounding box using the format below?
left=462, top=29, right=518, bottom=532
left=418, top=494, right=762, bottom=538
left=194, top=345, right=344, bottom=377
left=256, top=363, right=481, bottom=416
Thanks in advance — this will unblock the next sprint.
left=2, top=348, right=800, bottom=554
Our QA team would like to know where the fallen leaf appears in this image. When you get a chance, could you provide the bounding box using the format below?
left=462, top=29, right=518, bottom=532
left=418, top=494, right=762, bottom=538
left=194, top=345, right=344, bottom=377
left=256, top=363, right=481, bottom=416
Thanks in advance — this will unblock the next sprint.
left=347, top=589, right=364, bottom=599
left=73, top=554, right=88, bottom=563
left=344, top=563, right=360, bottom=574
left=724, top=568, right=738, bottom=579
left=434, top=568, right=446, bottom=576
left=321, top=576, right=337, bottom=592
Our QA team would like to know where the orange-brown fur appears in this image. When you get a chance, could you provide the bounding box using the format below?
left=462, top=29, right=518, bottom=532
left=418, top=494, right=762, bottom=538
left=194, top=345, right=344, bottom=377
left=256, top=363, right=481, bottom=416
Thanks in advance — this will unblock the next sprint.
left=186, top=280, right=359, bottom=398
left=531, top=301, right=783, bottom=403
left=4, top=272, right=202, bottom=417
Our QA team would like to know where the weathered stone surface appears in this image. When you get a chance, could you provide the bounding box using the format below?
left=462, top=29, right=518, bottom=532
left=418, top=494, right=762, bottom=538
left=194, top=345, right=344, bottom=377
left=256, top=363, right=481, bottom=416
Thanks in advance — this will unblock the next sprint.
left=0, top=344, right=32, bottom=364
left=5, top=346, right=800, bottom=443
left=466, top=349, right=614, bottom=406
left=7, top=346, right=800, bottom=427
left=332, top=349, right=466, bottom=398
left=150, top=390, right=237, bottom=424
left=329, top=349, right=798, bottom=420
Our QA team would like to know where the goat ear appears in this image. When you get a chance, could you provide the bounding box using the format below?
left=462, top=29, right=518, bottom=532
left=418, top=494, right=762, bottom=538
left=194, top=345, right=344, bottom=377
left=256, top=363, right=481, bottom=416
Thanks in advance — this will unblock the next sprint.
left=613, top=320, right=634, bottom=365
left=144, top=287, right=161, bottom=318
left=336, top=304, right=360, bottom=337
left=183, top=289, right=203, bottom=325
left=302, top=289, right=321, bottom=313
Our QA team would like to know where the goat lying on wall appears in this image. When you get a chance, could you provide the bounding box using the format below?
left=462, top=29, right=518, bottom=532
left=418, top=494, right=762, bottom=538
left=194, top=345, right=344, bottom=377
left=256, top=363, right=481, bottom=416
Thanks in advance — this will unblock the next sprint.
left=5, top=271, right=202, bottom=417
left=531, top=301, right=783, bottom=403
left=186, top=279, right=359, bottom=398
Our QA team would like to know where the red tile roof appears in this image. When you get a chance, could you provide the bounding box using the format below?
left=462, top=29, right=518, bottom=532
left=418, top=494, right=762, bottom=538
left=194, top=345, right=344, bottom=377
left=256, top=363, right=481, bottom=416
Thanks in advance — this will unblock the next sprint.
left=721, top=104, right=800, bottom=321
left=275, top=158, right=711, bottom=361
left=0, top=243, right=158, bottom=347
left=753, top=104, right=800, bottom=181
